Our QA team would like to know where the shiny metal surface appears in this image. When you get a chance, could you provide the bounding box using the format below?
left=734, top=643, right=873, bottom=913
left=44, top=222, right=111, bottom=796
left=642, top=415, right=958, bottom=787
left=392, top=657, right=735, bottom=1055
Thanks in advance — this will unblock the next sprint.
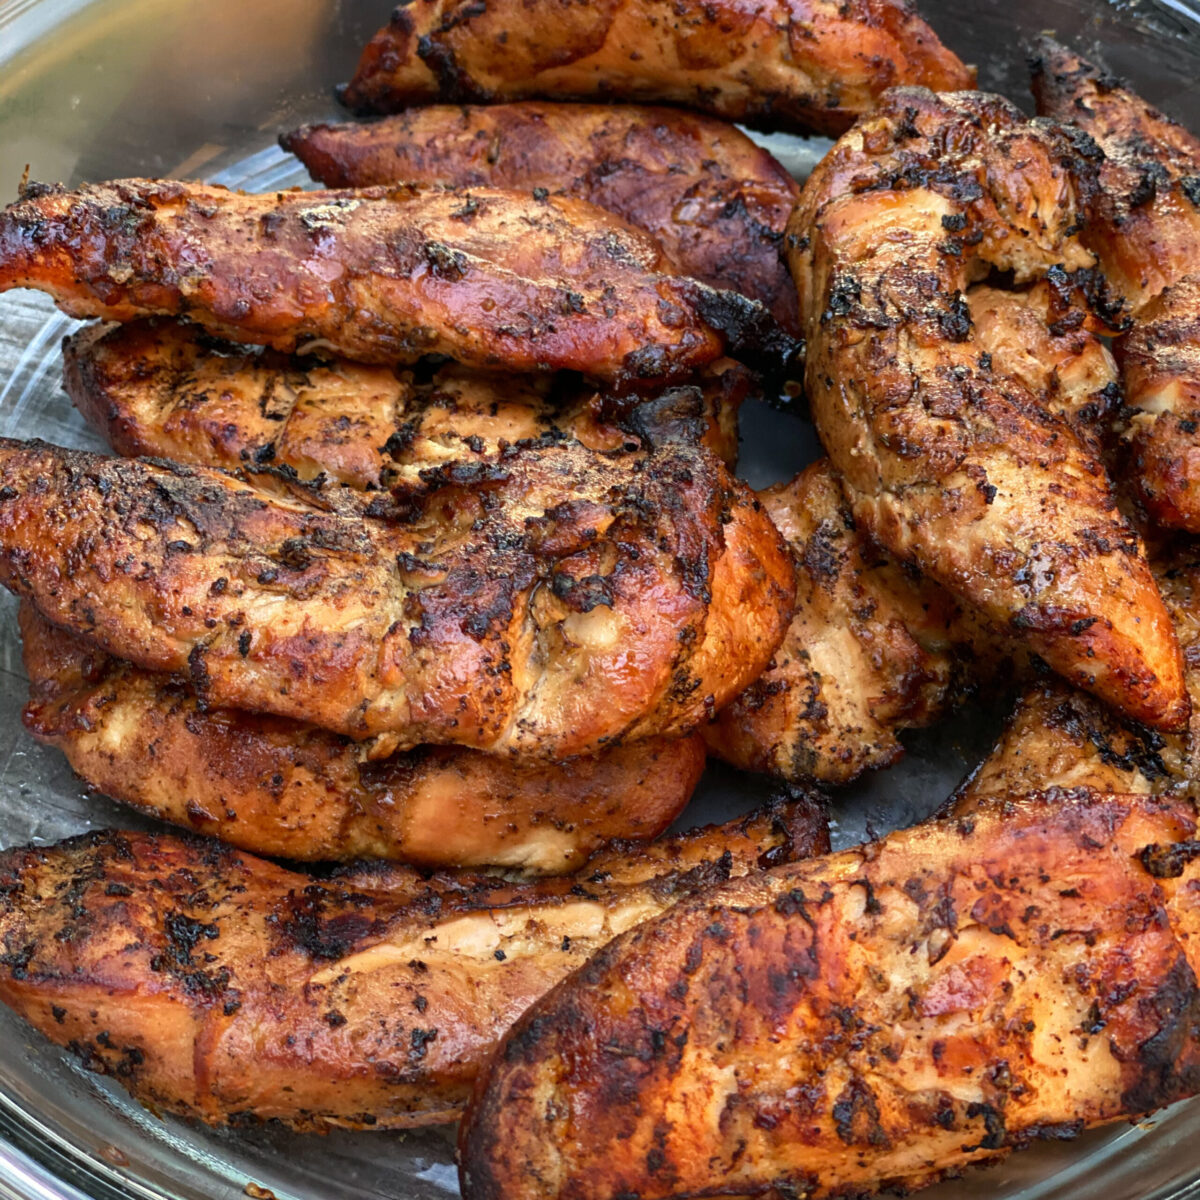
left=0, top=1, right=1198, bottom=1196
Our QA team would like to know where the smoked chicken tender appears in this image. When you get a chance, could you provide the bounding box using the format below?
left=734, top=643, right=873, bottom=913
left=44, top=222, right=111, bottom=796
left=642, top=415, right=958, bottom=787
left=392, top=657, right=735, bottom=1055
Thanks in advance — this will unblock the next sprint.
left=281, top=102, right=802, bottom=333
left=1032, top=40, right=1200, bottom=532
left=19, top=606, right=705, bottom=872
left=339, top=0, right=974, bottom=137
left=788, top=88, right=1186, bottom=731
left=0, top=179, right=797, bottom=388
left=460, top=792, right=1200, bottom=1200
left=0, top=800, right=829, bottom=1131
left=61, top=320, right=748, bottom=489
left=0, top=438, right=795, bottom=757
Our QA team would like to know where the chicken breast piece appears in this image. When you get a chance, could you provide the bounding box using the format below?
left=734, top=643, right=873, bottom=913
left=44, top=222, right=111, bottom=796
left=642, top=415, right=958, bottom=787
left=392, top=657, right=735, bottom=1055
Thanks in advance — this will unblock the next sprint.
left=0, top=798, right=829, bottom=1130
left=340, top=0, right=973, bottom=137
left=1032, top=39, right=1200, bottom=531
left=19, top=605, right=706, bottom=872
left=0, top=438, right=794, bottom=757
left=282, top=103, right=802, bottom=333
left=788, top=88, right=1186, bottom=730
left=460, top=792, right=1200, bottom=1199
left=61, top=320, right=748, bottom=488
left=0, top=179, right=796, bottom=388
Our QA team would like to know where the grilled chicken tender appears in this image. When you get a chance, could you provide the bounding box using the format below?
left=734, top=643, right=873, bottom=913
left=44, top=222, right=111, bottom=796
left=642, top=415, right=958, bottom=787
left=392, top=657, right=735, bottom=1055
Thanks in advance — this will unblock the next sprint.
left=20, top=606, right=706, bottom=871
left=1032, top=40, right=1200, bottom=531
left=61, top=320, right=748, bottom=489
left=0, top=438, right=794, bottom=757
left=0, top=801, right=829, bottom=1130
left=282, top=103, right=802, bottom=333
left=340, top=0, right=974, bottom=137
left=460, top=792, right=1200, bottom=1200
left=0, top=179, right=796, bottom=387
left=788, top=88, right=1186, bottom=731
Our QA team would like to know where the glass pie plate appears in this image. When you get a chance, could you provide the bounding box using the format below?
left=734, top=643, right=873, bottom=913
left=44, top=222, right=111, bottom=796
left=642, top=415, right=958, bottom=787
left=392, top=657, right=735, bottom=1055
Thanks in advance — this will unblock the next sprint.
left=1, top=0, right=1199, bottom=1197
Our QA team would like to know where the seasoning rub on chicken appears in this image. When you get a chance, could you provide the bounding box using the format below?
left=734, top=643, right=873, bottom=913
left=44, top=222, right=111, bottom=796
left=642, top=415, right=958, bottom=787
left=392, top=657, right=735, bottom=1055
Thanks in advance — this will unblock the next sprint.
left=0, top=179, right=797, bottom=388
left=340, top=0, right=974, bottom=137
left=788, top=87, right=1186, bottom=730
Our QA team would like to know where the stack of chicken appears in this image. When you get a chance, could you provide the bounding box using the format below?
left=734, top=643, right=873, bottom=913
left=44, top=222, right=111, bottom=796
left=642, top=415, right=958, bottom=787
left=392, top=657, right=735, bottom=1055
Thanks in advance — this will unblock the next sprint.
left=0, top=2, right=1200, bottom=1196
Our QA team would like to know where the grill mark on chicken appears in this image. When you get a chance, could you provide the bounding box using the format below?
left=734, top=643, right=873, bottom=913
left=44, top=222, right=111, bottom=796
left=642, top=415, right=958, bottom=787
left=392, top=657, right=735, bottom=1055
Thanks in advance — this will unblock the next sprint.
left=0, top=800, right=829, bottom=1130
left=459, top=792, right=1200, bottom=1199
left=20, top=605, right=707, bottom=872
left=340, top=0, right=973, bottom=137
left=0, top=179, right=797, bottom=388
left=282, top=102, right=802, bottom=333
left=0, top=438, right=794, bottom=758
left=1032, top=39, right=1200, bottom=533
left=61, top=320, right=749, bottom=490
left=788, top=87, right=1186, bottom=731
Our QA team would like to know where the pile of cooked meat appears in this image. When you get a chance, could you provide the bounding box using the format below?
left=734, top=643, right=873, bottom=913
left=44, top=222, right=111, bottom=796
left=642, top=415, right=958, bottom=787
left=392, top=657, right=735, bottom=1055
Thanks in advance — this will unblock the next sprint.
left=0, top=3, right=1199, bottom=1196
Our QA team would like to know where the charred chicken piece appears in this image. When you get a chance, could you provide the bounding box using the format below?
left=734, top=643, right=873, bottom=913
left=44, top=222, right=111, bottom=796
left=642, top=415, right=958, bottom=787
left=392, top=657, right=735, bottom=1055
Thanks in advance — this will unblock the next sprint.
left=340, top=0, right=974, bottom=137
left=0, top=179, right=797, bottom=387
left=282, top=103, right=802, bottom=333
left=788, top=88, right=1186, bottom=731
left=0, top=799, right=829, bottom=1130
left=0, top=438, right=794, bottom=757
left=61, top=320, right=749, bottom=488
left=951, top=540, right=1200, bottom=813
left=460, top=792, right=1200, bottom=1199
left=20, top=606, right=706, bottom=872
left=1032, top=39, right=1200, bottom=531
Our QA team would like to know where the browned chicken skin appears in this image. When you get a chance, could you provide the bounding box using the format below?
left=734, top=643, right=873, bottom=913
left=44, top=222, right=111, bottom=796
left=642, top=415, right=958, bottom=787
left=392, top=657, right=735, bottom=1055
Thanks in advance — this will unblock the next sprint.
left=1032, top=40, right=1200, bottom=532
left=0, top=179, right=796, bottom=388
left=0, top=438, right=795, bottom=757
left=340, top=0, right=974, bottom=137
left=19, top=606, right=706, bottom=872
left=61, top=320, right=748, bottom=488
left=0, top=800, right=829, bottom=1131
left=281, top=103, right=802, bottom=332
left=460, top=792, right=1200, bottom=1199
left=788, top=88, right=1186, bottom=731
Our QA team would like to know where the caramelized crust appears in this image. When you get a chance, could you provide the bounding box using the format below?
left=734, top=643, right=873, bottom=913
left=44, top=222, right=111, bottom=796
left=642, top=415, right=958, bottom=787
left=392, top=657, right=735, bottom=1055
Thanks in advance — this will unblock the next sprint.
left=340, top=0, right=973, bottom=136
left=282, top=103, right=802, bottom=332
left=461, top=793, right=1200, bottom=1199
left=0, top=802, right=829, bottom=1130
left=788, top=88, right=1186, bottom=730
left=0, top=179, right=796, bottom=388
left=61, top=320, right=748, bottom=488
left=705, top=460, right=984, bottom=783
left=1032, top=40, right=1200, bottom=531
left=19, top=606, right=705, bottom=872
left=0, top=438, right=794, bottom=757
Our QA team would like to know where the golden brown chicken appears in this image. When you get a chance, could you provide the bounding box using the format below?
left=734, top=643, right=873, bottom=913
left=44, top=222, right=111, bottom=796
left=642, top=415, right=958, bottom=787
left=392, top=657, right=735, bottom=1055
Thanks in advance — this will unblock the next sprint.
left=788, top=88, right=1186, bottom=731
left=281, top=103, right=802, bottom=332
left=340, top=0, right=974, bottom=136
left=0, top=179, right=796, bottom=388
left=1032, top=39, right=1200, bottom=532
left=0, top=438, right=794, bottom=757
left=460, top=791, right=1200, bottom=1199
left=61, top=320, right=748, bottom=488
left=0, top=799, right=829, bottom=1131
left=20, top=606, right=706, bottom=871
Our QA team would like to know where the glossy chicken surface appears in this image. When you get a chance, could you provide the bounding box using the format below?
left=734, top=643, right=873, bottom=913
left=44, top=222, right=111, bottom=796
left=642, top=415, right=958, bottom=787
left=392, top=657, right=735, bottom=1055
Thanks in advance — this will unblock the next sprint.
left=61, top=320, right=747, bottom=488
left=282, top=103, right=802, bottom=332
left=340, top=0, right=973, bottom=137
left=1032, top=39, right=1200, bottom=532
left=20, top=606, right=705, bottom=871
left=0, top=179, right=796, bottom=388
left=0, top=439, right=794, bottom=757
left=0, top=800, right=829, bottom=1130
left=461, top=792, right=1200, bottom=1199
left=788, top=88, right=1186, bottom=730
